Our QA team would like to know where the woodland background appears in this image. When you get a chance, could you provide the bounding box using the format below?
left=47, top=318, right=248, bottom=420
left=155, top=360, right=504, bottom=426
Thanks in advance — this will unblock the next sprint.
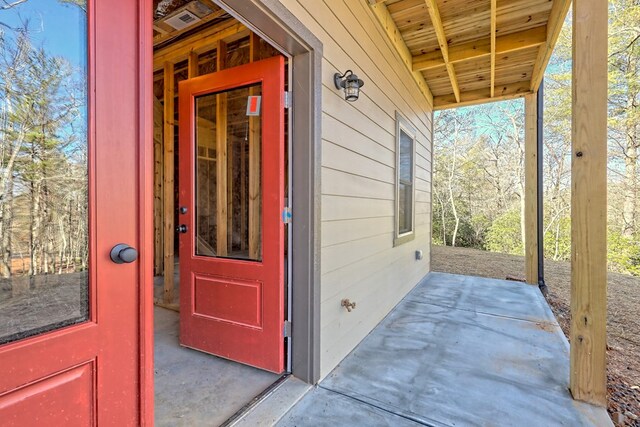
left=0, top=0, right=88, bottom=279
left=432, top=0, right=640, bottom=277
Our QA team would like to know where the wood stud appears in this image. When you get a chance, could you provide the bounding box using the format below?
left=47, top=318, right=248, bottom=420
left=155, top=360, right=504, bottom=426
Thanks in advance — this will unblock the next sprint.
left=216, top=40, right=228, bottom=257
left=162, top=62, right=175, bottom=304
left=248, top=33, right=261, bottom=260
left=153, top=96, right=164, bottom=276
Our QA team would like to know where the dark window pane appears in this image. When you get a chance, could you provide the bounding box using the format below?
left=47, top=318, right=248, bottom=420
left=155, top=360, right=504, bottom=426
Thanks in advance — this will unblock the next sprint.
left=398, top=182, right=412, bottom=234
left=399, top=130, right=413, bottom=182
left=398, top=127, right=413, bottom=235
left=0, top=0, right=89, bottom=345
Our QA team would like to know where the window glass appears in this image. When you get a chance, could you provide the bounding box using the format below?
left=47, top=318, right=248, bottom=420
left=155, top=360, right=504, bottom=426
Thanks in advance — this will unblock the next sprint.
left=396, top=117, right=415, bottom=243
left=195, top=83, right=263, bottom=261
left=399, top=130, right=413, bottom=182
left=0, top=0, right=89, bottom=345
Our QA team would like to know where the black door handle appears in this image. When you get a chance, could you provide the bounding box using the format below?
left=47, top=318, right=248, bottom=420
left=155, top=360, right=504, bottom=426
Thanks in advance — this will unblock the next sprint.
left=110, top=244, right=138, bottom=264
left=176, top=224, right=188, bottom=234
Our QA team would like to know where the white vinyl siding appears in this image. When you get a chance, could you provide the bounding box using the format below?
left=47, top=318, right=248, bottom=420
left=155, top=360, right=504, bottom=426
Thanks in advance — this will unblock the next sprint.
left=278, top=0, right=433, bottom=378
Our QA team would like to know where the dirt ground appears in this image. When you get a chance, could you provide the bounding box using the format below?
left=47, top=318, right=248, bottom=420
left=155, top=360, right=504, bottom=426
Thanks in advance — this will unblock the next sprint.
left=0, top=272, right=88, bottom=345
left=432, top=245, right=640, bottom=426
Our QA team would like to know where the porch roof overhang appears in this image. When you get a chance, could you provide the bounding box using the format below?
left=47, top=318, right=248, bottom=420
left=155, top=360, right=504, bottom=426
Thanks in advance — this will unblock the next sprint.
left=368, top=0, right=570, bottom=110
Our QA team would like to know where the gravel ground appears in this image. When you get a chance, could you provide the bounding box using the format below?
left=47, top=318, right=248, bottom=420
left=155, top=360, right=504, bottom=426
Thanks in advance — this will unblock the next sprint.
left=432, top=245, right=640, bottom=426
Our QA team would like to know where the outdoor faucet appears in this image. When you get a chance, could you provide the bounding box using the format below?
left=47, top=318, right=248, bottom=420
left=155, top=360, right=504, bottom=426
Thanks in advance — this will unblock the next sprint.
left=341, top=299, right=356, bottom=312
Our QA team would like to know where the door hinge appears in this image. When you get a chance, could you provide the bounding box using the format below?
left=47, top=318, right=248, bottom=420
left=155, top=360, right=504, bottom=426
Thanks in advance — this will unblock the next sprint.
left=282, top=206, right=292, bottom=224
left=283, top=321, right=292, bottom=338
left=284, top=91, right=292, bottom=109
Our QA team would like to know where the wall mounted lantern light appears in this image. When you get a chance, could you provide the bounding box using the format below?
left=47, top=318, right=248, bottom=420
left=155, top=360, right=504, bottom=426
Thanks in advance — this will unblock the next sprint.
left=334, top=70, right=364, bottom=102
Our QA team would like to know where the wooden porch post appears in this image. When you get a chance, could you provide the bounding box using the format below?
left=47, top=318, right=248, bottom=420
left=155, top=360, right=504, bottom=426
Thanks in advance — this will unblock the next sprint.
left=524, top=93, right=538, bottom=285
left=570, top=0, right=608, bottom=406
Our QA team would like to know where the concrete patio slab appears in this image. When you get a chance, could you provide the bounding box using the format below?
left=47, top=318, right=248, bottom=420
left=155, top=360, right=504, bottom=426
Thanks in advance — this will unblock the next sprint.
left=278, top=386, right=427, bottom=427
left=278, top=272, right=612, bottom=426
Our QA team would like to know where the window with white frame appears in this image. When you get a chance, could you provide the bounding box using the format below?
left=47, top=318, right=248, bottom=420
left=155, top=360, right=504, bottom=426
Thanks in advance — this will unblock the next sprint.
left=394, top=112, right=416, bottom=246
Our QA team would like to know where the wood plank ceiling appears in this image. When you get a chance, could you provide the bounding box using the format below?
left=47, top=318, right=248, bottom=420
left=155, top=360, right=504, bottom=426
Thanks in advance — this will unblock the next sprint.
left=369, top=0, right=570, bottom=110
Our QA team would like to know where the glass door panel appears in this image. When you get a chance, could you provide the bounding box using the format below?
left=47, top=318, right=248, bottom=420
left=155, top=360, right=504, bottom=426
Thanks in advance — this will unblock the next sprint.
left=195, top=83, right=262, bottom=261
left=0, top=0, right=89, bottom=345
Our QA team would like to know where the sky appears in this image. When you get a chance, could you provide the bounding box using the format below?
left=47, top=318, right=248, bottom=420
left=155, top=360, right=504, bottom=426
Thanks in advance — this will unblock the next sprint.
left=0, top=0, right=86, bottom=69
left=1, top=0, right=88, bottom=157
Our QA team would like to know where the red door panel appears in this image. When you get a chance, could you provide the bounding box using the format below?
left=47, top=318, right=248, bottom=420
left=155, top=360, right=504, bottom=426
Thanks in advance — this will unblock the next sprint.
left=179, top=56, right=286, bottom=373
left=0, top=0, right=147, bottom=424
left=0, top=363, right=94, bottom=427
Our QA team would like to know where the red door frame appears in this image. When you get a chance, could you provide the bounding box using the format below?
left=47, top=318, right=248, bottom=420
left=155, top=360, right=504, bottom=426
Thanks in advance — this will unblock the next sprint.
left=0, top=0, right=155, bottom=425
left=178, top=56, right=286, bottom=373
left=140, top=0, right=155, bottom=423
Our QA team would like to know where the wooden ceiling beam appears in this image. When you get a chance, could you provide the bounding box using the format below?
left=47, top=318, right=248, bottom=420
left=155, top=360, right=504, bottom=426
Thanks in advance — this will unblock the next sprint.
left=153, top=20, right=248, bottom=71
left=529, top=0, right=571, bottom=91
left=153, top=8, right=227, bottom=46
left=413, top=26, right=547, bottom=71
left=433, top=81, right=532, bottom=110
left=369, top=2, right=434, bottom=106
left=424, top=0, right=460, bottom=102
left=490, top=0, right=496, bottom=98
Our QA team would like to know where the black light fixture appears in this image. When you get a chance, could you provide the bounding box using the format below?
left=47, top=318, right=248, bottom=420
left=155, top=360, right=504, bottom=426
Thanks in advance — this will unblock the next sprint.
left=334, top=70, right=364, bottom=102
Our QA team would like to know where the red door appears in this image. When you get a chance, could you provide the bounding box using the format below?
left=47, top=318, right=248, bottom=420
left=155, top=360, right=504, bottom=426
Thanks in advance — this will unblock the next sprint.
left=178, top=56, right=285, bottom=373
left=0, top=0, right=150, bottom=425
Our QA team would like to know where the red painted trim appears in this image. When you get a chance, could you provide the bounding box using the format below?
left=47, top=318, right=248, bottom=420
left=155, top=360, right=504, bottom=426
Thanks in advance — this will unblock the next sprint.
left=86, top=0, right=97, bottom=328
left=138, top=0, right=155, bottom=424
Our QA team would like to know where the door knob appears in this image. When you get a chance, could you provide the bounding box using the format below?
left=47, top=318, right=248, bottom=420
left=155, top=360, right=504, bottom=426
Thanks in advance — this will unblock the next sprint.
left=110, top=244, right=138, bottom=264
left=176, top=224, right=188, bottom=233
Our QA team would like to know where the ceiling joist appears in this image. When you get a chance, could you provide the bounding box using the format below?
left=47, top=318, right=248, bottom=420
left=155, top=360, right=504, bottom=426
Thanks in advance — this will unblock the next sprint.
left=530, top=0, right=571, bottom=91
left=434, top=82, right=531, bottom=110
left=412, top=26, right=547, bottom=72
left=424, top=0, right=460, bottom=103
left=368, top=2, right=434, bottom=107
left=490, top=0, right=496, bottom=98
left=369, top=0, right=566, bottom=110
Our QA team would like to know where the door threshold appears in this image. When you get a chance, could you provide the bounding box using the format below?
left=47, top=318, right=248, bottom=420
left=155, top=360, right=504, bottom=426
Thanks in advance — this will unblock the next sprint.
left=220, top=374, right=312, bottom=426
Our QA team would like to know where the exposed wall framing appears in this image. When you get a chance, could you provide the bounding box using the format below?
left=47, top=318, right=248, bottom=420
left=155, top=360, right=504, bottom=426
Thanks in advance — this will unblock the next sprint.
left=152, top=14, right=280, bottom=304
